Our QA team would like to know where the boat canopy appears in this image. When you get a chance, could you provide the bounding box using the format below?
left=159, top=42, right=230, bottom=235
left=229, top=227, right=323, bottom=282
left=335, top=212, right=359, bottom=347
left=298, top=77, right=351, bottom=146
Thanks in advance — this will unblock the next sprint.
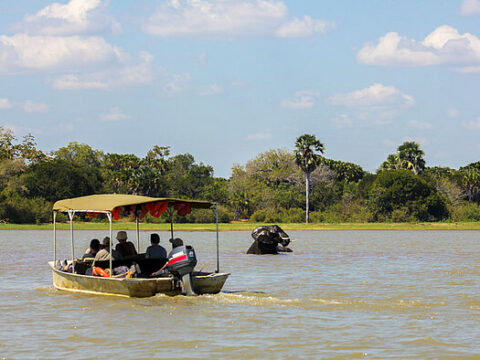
left=52, top=194, right=221, bottom=274
left=53, top=194, right=213, bottom=213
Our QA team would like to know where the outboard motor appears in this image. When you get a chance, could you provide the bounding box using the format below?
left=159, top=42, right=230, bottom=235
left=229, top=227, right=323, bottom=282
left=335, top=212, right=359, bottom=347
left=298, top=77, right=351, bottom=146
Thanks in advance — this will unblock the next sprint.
left=166, top=245, right=197, bottom=296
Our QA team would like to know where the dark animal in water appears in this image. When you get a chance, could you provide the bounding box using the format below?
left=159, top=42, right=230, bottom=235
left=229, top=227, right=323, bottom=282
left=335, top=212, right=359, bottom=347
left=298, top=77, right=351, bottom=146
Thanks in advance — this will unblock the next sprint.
left=247, top=225, right=292, bottom=254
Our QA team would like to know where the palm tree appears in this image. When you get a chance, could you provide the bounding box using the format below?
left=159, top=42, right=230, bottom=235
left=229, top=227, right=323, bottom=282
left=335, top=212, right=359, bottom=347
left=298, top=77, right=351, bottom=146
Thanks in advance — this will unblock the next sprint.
left=294, top=134, right=324, bottom=223
left=379, top=154, right=401, bottom=172
left=397, top=141, right=425, bottom=174
left=378, top=141, right=426, bottom=174
left=461, top=167, right=480, bottom=202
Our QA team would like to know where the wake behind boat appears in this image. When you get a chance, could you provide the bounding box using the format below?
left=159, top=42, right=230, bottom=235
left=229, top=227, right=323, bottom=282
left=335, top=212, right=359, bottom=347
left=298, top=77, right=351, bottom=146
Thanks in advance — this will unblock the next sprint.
left=50, top=194, right=230, bottom=297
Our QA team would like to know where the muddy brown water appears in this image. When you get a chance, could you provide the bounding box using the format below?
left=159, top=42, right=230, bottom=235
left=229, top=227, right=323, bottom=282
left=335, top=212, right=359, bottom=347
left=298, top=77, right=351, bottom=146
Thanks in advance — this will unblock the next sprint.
left=1, top=229, right=480, bottom=359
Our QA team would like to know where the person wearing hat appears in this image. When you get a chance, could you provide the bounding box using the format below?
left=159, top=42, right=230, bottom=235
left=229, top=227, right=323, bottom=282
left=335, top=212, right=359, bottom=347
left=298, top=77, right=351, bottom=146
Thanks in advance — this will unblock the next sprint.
left=115, top=231, right=137, bottom=258
left=150, top=238, right=186, bottom=277
left=94, top=237, right=122, bottom=261
left=145, top=233, right=167, bottom=259
left=169, top=237, right=184, bottom=249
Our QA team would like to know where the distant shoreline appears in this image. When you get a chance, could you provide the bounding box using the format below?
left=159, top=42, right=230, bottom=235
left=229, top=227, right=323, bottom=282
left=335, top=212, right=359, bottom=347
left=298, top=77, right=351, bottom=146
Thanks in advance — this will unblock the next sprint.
left=1, top=222, right=479, bottom=231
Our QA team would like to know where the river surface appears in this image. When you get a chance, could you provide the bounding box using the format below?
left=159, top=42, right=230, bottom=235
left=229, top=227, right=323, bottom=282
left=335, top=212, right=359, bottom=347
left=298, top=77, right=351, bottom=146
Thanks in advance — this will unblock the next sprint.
left=1, top=229, right=480, bottom=359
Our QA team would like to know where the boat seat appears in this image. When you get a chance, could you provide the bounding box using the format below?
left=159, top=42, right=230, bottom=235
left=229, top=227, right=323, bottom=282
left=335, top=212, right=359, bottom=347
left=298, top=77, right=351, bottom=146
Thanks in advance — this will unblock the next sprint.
left=73, top=259, right=94, bottom=275
left=136, top=258, right=168, bottom=276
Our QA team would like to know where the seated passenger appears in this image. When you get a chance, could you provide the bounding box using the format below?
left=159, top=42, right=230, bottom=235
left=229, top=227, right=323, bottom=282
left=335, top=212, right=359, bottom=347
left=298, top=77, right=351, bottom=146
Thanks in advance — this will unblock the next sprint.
left=150, top=238, right=184, bottom=277
left=169, top=237, right=184, bottom=250
left=115, top=231, right=137, bottom=258
left=146, top=233, right=167, bottom=259
left=82, top=239, right=100, bottom=260
left=95, top=237, right=122, bottom=261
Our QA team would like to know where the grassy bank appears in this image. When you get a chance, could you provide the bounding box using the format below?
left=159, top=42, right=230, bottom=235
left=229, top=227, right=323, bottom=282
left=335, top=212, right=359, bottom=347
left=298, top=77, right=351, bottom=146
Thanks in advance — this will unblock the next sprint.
left=0, top=221, right=479, bottom=231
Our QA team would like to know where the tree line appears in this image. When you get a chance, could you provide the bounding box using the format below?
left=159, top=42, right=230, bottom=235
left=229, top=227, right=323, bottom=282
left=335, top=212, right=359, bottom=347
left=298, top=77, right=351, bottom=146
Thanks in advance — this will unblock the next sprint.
left=1, top=126, right=479, bottom=224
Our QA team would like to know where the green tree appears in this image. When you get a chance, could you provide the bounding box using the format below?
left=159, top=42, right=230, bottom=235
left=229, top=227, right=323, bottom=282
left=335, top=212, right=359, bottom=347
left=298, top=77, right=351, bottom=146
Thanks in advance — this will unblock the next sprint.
left=397, top=141, right=425, bottom=174
left=322, top=158, right=365, bottom=182
left=460, top=167, right=480, bottom=203
left=145, top=145, right=170, bottom=175
left=0, top=126, right=16, bottom=160
left=102, top=153, right=141, bottom=193
left=165, top=154, right=214, bottom=199
left=369, top=170, right=448, bottom=221
left=21, top=159, right=103, bottom=202
left=17, top=134, right=46, bottom=164
left=380, top=141, right=426, bottom=174
left=294, top=134, right=325, bottom=223
left=245, top=148, right=300, bottom=188
left=55, top=142, right=103, bottom=168
left=229, top=165, right=254, bottom=219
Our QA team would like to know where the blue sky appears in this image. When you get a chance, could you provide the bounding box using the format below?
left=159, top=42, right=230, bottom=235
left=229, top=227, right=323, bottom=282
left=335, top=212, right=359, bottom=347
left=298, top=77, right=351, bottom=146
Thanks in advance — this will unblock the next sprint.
left=1, top=0, right=480, bottom=178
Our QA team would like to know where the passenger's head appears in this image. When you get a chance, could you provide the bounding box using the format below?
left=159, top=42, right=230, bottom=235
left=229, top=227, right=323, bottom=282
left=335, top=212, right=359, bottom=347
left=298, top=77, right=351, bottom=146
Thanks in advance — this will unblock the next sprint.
left=116, top=231, right=127, bottom=243
left=90, top=239, right=100, bottom=252
left=169, top=238, right=183, bottom=249
left=102, top=236, right=110, bottom=249
left=150, top=233, right=160, bottom=244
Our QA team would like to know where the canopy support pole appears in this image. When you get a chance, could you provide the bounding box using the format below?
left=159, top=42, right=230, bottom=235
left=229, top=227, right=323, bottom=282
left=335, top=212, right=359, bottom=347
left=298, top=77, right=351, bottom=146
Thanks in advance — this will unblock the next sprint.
left=215, top=205, right=219, bottom=273
left=68, top=210, right=75, bottom=273
left=106, top=212, right=112, bottom=275
left=136, top=216, right=140, bottom=252
left=170, top=210, right=174, bottom=241
left=53, top=211, right=57, bottom=263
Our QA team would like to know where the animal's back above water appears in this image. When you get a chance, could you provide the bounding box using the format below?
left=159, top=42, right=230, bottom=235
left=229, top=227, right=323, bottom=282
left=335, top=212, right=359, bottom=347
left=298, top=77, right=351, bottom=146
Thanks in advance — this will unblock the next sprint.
left=247, top=240, right=280, bottom=255
left=247, top=225, right=292, bottom=255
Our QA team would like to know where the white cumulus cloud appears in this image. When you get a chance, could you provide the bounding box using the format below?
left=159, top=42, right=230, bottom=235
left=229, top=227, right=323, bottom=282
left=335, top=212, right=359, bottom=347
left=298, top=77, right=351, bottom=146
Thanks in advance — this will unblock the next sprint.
left=14, top=0, right=121, bottom=36
left=23, top=100, right=49, bottom=113
left=52, top=51, right=154, bottom=90
left=357, top=25, right=480, bottom=67
left=0, top=34, right=121, bottom=73
left=144, top=0, right=331, bottom=38
left=99, top=107, right=132, bottom=122
left=456, top=65, right=480, bottom=73
left=0, top=98, right=12, bottom=109
left=53, top=74, right=109, bottom=90
left=199, top=83, right=223, bottom=96
left=461, top=117, right=480, bottom=130
left=281, top=91, right=319, bottom=109
left=330, top=114, right=354, bottom=129
left=163, top=72, right=191, bottom=93
left=460, top=0, right=480, bottom=15
left=446, top=108, right=460, bottom=118
left=275, top=15, right=330, bottom=38
left=327, top=83, right=414, bottom=109
left=408, top=120, right=433, bottom=130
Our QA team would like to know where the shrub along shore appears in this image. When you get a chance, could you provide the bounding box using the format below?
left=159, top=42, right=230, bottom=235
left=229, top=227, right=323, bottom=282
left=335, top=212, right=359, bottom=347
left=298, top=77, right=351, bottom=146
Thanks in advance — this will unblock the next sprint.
left=1, top=221, right=480, bottom=231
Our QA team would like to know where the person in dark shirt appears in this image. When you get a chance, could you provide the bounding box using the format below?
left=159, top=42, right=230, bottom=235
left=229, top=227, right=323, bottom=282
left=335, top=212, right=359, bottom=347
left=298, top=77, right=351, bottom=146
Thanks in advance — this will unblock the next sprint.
left=82, top=239, right=100, bottom=260
left=115, top=231, right=137, bottom=258
left=145, top=233, right=167, bottom=259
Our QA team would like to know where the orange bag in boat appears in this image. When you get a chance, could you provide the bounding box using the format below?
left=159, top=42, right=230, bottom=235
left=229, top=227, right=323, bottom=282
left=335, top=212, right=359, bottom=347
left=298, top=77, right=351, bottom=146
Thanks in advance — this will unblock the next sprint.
left=92, top=267, right=110, bottom=278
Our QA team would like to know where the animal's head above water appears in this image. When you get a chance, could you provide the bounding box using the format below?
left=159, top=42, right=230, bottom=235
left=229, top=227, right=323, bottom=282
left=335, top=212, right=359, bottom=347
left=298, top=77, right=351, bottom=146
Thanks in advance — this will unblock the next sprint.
left=251, top=225, right=290, bottom=247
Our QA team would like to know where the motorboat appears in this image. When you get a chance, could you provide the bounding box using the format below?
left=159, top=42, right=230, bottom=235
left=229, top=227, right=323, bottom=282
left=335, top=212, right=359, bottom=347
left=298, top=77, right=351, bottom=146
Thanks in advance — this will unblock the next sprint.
left=50, top=194, right=230, bottom=297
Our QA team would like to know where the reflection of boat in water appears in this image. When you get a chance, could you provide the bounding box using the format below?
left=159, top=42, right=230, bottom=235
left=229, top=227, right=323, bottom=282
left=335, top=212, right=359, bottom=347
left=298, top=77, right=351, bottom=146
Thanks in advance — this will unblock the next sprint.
left=50, top=194, right=229, bottom=297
